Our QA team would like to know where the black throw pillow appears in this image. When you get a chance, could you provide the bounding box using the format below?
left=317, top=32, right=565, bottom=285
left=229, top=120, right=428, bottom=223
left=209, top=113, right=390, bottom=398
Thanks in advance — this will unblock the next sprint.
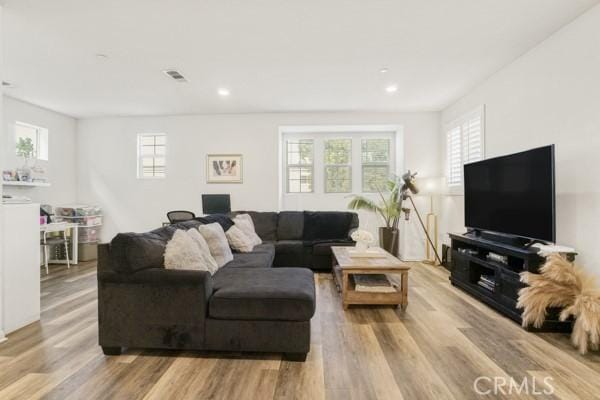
left=194, top=214, right=234, bottom=232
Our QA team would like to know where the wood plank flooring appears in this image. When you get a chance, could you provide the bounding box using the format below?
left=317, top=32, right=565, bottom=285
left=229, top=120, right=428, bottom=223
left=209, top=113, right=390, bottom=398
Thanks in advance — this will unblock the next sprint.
left=0, top=261, right=599, bottom=399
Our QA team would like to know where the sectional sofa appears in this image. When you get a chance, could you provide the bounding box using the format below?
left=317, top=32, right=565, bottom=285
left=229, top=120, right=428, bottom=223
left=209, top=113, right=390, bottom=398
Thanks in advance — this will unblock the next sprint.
left=97, top=211, right=358, bottom=360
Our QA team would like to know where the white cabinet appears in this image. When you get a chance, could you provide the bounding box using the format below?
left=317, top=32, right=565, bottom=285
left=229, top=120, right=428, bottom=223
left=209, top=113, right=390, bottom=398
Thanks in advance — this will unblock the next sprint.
left=1, top=203, right=40, bottom=334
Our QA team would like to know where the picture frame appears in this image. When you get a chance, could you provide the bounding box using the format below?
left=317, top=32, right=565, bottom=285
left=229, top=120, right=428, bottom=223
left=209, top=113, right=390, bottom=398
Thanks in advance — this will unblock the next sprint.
left=206, top=154, right=243, bottom=183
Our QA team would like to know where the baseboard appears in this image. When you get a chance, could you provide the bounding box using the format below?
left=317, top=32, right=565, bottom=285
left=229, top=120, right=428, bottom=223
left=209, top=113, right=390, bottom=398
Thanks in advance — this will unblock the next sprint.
left=0, top=330, right=6, bottom=343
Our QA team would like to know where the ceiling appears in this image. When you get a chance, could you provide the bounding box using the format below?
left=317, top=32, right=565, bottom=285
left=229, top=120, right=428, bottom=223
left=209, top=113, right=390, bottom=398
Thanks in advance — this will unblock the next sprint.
left=3, top=0, right=599, bottom=118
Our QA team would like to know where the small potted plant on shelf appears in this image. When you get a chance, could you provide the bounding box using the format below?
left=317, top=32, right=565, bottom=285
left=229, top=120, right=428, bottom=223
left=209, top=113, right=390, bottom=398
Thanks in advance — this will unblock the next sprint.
left=347, top=177, right=407, bottom=255
left=15, top=137, right=35, bottom=182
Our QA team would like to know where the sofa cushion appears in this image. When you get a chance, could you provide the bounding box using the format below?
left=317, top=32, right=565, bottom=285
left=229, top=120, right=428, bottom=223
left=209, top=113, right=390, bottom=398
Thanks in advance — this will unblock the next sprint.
left=110, top=232, right=168, bottom=273
left=312, top=241, right=355, bottom=256
left=277, top=211, right=304, bottom=240
left=198, top=223, right=233, bottom=268
left=223, top=250, right=274, bottom=269
left=164, top=229, right=218, bottom=274
left=302, top=211, right=357, bottom=241
left=275, top=240, right=304, bottom=254
left=233, top=214, right=262, bottom=245
left=234, top=211, right=278, bottom=241
left=209, top=268, right=315, bottom=321
left=195, top=214, right=234, bottom=231
left=249, top=242, right=276, bottom=256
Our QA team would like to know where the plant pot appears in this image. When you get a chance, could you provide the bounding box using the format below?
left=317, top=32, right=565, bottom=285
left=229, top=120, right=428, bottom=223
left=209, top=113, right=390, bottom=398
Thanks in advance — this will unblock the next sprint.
left=379, top=227, right=399, bottom=256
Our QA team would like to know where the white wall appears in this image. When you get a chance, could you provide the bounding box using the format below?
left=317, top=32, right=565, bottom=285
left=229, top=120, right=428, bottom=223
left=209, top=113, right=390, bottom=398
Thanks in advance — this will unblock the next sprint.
left=3, top=96, right=77, bottom=205
left=440, top=4, right=600, bottom=276
left=76, top=112, right=440, bottom=242
left=0, top=5, right=6, bottom=342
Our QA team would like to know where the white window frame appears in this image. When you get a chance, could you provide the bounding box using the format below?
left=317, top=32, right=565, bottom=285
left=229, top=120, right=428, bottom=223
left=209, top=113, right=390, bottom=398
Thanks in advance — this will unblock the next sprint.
left=137, top=133, right=167, bottom=179
left=15, top=121, right=49, bottom=161
left=285, top=139, right=314, bottom=193
left=324, top=138, right=352, bottom=193
left=361, top=138, right=392, bottom=193
left=278, top=125, right=402, bottom=208
left=444, top=105, right=485, bottom=188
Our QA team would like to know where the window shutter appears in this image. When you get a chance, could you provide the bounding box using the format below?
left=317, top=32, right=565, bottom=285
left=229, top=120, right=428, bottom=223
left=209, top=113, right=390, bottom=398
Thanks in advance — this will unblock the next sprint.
left=463, top=116, right=482, bottom=163
left=447, top=127, right=462, bottom=186
left=445, top=106, right=485, bottom=187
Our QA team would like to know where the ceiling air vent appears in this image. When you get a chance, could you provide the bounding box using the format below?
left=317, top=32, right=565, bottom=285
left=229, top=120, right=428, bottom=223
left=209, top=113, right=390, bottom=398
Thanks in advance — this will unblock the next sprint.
left=163, top=69, right=188, bottom=82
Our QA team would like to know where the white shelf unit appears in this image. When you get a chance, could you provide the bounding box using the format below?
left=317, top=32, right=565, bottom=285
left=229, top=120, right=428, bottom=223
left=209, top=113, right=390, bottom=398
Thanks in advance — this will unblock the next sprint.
left=2, top=181, right=50, bottom=187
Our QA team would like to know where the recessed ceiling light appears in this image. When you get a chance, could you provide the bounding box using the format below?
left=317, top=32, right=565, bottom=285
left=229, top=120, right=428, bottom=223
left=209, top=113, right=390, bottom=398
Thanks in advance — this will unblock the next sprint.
left=95, top=54, right=109, bottom=60
left=380, top=68, right=389, bottom=73
left=385, top=85, right=398, bottom=93
left=217, top=88, right=230, bottom=97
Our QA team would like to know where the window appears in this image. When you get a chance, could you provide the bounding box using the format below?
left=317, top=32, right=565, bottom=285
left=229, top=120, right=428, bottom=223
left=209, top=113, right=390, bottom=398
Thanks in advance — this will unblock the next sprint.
left=15, top=122, right=48, bottom=161
left=324, top=139, right=351, bottom=193
left=286, top=139, right=313, bottom=193
left=361, top=138, right=390, bottom=192
left=445, top=106, right=485, bottom=186
left=137, top=133, right=166, bottom=178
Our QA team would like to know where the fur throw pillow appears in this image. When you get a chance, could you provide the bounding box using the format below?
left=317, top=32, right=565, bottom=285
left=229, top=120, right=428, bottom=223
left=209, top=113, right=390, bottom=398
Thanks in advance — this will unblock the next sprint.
left=198, top=222, right=233, bottom=268
left=164, top=229, right=214, bottom=273
left=226, top=225, right=254, bottom=252
left=234, top=214, right=262, bottom=246
left=186, top=228, right=218, bottom=274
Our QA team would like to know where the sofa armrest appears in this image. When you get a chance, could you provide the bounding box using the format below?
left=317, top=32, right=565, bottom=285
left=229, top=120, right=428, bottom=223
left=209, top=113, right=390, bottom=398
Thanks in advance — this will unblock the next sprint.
left=97, top=268, right=212, bottom=349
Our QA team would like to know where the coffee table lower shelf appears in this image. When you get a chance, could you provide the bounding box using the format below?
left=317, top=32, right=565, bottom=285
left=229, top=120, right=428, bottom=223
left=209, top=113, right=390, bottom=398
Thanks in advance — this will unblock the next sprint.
left=332, top=265, right=407, bottom=310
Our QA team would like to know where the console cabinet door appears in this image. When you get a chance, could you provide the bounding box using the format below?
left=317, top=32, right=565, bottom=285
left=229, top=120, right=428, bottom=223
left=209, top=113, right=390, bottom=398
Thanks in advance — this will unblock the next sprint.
left=498, top=270, right=524, bottom=311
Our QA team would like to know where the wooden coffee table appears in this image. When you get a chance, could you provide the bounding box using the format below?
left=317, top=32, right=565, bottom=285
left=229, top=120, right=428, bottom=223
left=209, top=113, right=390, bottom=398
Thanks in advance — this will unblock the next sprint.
left=331, top=246, right=411, bottom=310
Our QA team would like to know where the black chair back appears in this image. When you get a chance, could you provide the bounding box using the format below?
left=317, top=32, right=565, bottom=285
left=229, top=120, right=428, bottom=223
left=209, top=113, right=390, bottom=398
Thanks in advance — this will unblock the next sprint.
left=167, top=210, right=196, bottom=224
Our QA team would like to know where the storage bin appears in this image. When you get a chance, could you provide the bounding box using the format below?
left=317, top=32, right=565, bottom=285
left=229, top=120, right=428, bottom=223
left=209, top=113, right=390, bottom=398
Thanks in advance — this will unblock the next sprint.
left=78, top=243, right=98, bottom=261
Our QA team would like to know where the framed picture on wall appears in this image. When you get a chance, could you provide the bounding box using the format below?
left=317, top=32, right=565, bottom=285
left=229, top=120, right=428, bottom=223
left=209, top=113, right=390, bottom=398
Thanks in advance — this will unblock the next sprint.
left=206, top=154, right=243, bottom=183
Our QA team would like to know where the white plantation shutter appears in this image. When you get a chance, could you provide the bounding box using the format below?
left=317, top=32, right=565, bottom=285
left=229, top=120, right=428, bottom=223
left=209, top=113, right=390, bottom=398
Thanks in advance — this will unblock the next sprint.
left=447, top=127, right=462, bottom=186
left=462, top=116, right=482, bottom=163
left=445, top=106, right=485, bottom=187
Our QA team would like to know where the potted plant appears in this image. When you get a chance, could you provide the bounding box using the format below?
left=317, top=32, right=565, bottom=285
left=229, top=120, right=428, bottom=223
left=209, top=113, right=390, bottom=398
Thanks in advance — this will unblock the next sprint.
left=347, top=178, right=407, bottom=255
left=16, top=137, right=35, bottom=181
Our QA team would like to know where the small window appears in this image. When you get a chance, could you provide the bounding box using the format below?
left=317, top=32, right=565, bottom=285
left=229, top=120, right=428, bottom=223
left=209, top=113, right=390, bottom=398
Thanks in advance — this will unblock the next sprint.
left=324, top=139, right=351, bottom=193
left=15, top=122, right=48, bottom=161
left=445, top=106, right=485, bottom=187
left=361, top=138, right=390, bottom=192
left=137, top=133, right=166, bottom=179
left=286, top=139, right=313, bottom=193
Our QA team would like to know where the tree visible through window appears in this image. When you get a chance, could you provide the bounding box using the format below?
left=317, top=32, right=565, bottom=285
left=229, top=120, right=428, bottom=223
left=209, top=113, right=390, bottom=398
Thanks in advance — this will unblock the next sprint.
left=15, top=122, right=49, bottom=161
left=286, top=139, right=313, bottom=193
left=324, top=139, right=351, bottom=193
left=361, top=139, right=390, bottom=192
left=137, top=133, right=166, bottom=178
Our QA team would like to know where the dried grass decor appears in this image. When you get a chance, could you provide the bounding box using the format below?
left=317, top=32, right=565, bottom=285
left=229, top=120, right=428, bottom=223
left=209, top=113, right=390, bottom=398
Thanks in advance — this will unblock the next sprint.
left=517, top=253, right=600, bottom=354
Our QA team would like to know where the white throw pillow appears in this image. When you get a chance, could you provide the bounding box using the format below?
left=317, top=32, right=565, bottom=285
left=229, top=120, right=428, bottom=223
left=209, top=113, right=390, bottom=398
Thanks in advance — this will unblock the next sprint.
left=186, top=228, right=218, bottom=274
left=198, top=223, right=234, bottom=268
left=234, top=214, right=262, bottom=246
left=226, top=225, right=254, bottom=252
left=164, top=229, right=214, bottom=273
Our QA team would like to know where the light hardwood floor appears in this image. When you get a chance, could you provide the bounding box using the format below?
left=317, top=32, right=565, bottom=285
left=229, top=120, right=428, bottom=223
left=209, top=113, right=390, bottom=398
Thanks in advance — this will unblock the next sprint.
left=0, top=262, right=599, bottom=399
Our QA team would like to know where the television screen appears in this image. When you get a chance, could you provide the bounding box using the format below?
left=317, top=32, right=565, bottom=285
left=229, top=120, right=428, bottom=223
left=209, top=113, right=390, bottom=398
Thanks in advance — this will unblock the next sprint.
left=464, top=145, right=555, bottom=242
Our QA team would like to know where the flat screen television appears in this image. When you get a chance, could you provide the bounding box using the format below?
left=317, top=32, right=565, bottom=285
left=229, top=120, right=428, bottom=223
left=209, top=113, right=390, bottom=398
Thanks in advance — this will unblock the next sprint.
left=464, top=145, right=555, bottom=243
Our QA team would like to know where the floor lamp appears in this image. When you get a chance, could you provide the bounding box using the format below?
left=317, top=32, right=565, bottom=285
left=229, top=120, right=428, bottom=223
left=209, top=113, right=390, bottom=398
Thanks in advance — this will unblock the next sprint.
left=399, top=171, right=443, bottom=265
left=417, top=177, right=441, bottom=265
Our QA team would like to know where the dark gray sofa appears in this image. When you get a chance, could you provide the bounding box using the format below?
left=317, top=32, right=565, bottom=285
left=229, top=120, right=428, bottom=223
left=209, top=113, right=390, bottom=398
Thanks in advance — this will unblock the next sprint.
left=231, top=211, right=358, bottom=270
left=97, top=211, right=358, bottom=360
